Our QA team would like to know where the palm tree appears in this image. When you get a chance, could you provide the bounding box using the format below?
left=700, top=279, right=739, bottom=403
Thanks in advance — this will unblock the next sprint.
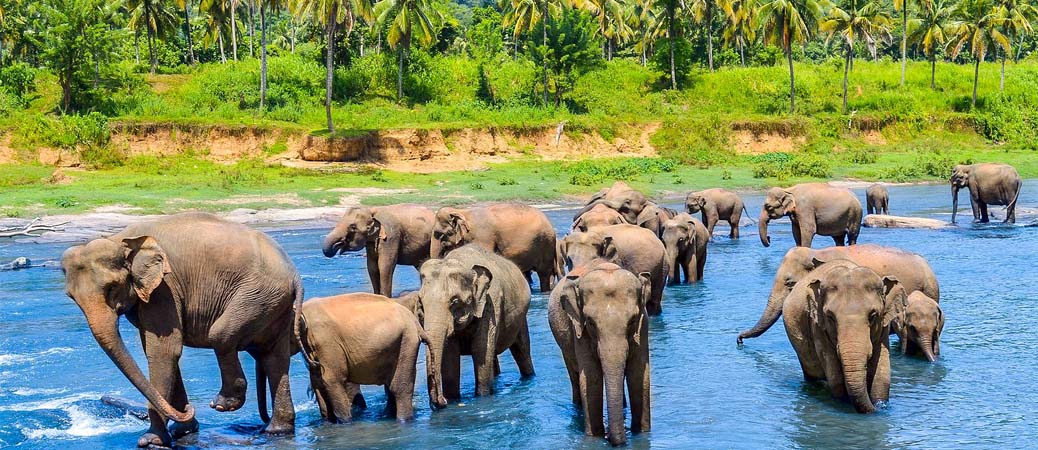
left=292, top=0, right=373, bottom=132
left=201, top=0, right=232, bottom=62
left=574, top=0, right=632, bottom=59
left=821, top=0, right=892, bottom=112
left=174, top=0, right=197, bottom=64
left=502, top=0, right=563, bottom=104
left=893, top=0, right=912, bottom=85
left=720, top=0, right=757, bottom=66
left=231, top=0, right=240, bottom=59
left=127, top=0, right=178, bottom=73
left=907, top=0, right=953, bottom=88
left=374, top=0, right=443, bottom=100
left=994, top=0, right=1036, bottom=89
left=946, top=0, right=1009, bottom=107
left=757, top=0, right=822, bottom=113
left=629, top=0, right=661, bottom=65
left=689, top=0, right=717, bottom=70
left=653, top=0, right=681, bottom=88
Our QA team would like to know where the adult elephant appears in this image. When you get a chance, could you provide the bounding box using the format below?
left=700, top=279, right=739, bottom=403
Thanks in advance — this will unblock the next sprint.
left=661, top=213, right=709, bottom=284
left=951, top=163, right=1022, bottom=223
left=430, top=204, right=557, bottom=292
left=572, top=203, right=628, bottom=232
left=635, top=202, right=679, bottom=238
left=415, top=244, right=534, bottom=405
left=783, top=260, right=903, bottom=413
left=322, top=205, right=434, bottom=297
left=865, top=184, right=889, bottom=215
left=738, top=244, right=939, bottom=344
left=685, top=188, right=749, bottom=239
left=572, top=181, right=650, bottom=225
left=759, top=183, right=863, bottom=247
left=549, top=261, right=651, bottom=446
left=61, top=212, right=300, bottom=448
left=559, top=225, right=668, bottom=315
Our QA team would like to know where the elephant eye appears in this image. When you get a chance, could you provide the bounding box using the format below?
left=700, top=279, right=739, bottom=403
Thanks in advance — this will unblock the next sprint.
left=449, top=296, right=460, bottom=307
left=869, top=311, right=879, bottom=321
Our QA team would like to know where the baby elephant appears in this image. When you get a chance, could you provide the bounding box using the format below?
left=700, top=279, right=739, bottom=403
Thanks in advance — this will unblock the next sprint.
left=893, top=291, right=944, bottom=362
left=549, top=261, right=651, bottom=446
left=866, top=184, right=889, bottom=215
left=297, top=293, right=426, bottom=423
left=661, top=213, right=709, bottom=284
left=685, top=188, right=748, bottom=239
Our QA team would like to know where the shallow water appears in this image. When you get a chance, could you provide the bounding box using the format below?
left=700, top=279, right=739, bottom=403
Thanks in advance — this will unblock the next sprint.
left=2, top=182, right=1038, bottom=449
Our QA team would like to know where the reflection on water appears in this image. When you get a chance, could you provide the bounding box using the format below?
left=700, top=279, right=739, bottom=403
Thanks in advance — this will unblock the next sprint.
left=2, top=182, right=1038, bottom=448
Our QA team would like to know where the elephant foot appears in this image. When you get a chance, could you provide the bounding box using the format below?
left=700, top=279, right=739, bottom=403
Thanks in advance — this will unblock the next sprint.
left=261, top=421, right=295, bottom=435
left=168, top=418, right=199, bottom=439
left=210, top=391, right=246, bottom=412
left=137, top=429, right=172, bottom=448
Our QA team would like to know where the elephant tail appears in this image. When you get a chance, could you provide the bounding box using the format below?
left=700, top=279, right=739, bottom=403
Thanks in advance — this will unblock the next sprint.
left=1006, top=178, right=1023, bottom=213
left=256, top=361, right=270, bottom=423
left=293, top=275, right=319, bottom=369
left=742, top=205, right=755, bottom=225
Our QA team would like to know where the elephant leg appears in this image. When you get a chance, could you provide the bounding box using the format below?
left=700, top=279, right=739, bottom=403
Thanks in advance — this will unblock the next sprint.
left=559, top=345, right=582, bottom=407
left=832, top=234, right=846, bottom=246
left=509, top=321, right=536, bottom=378
left=311, top=373, right=332, bottom=420
left=626, top=349, right=650, bottom=433
left=537, top=269, right=552, bottom=293
left=685, top=256, right=697, bottom=283
left=472, top=330, right=499, bottom=396
left=367, top=255, right=382, bottom=296
left=347, top=383, right=366, bottom=409
left=167, top=367, right=199, bottom=439
left=697, top=250, right=707, bottom=281
left=378, top=254, right=397, bottom=298
left=321, top=375, right=354, bottom=424
left=258, top=339, right=295, bottom=435
left=524, top=271, right=534, bottom=285
left=211, top=349, right=247, bottom=412
left=729, top=219, right=740, bottom=239
left=979, top=202, right=990, bottom=223
left=576, top=342, right=605, bottom=436
left=847, top=219, right=861, bottom=245
left=867, top=204, right=874, bottom=215
left=798, top=220, right=816, bottom=248
left=791, top=220, right=803, bottom=247
left=442, top=340, right=462, bottom=400
left=870, top=339, right=891, bottom=404
left=137, top=328, right=181, bottom=448
left=389, top=339, right=420, bottom=422
left=818, top=344, right=847, bottom=400
left=493, top=357, right=501, bottom=376
left=969, top=195, right=982, bottom=222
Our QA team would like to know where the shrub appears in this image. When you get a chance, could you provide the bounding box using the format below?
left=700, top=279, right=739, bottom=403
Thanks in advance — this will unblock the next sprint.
left=750, top=152, right=830, bottom=179
left=499, top=177, right=518, bottom=186
left=0, top=62, right=36, bottom=100
left=846, top=147, right=877, bottom=164
left=652, top=115, right=732, bottom=166
left=565, top=157, right=675, bottom=185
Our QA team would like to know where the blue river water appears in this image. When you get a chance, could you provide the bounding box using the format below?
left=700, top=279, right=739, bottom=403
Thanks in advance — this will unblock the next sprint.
left=1, top=182, right=1037, bottom=449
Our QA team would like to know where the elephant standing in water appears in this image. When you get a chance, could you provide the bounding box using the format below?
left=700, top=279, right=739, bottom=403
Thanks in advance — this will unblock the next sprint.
left=61, top=212, right=300, bottom=448
left=322, top=205, right=434, bottom=297
left=431, top=204, right=556, bottom=292
left=738, top=244, right=939, bottom=344
left=893, top=291, right=944, bottom=362
left=661, top=213, right=709, bottom=284
left=759, top=183, right=863, bottom=247
left=634, top=202, right=679, bottom=238
left=950, top=163, right=1022, bottom=223
left=549, top=261, right=651, bottom=446
left=416, top=244, right=533, bottom=405
left=573, top=181, right=651, bottom=225
left=685, top=188, right=749, bottom=239
left=572, top=203, right=628, bottom=231
left=783, top=260, right=904, bottom=413
left=866, top=184, right=889, bottom=215
left=560, top=225, right=668, bottom=315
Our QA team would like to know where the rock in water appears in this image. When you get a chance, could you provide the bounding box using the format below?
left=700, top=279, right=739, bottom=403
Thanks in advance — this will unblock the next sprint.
left=0, top=257, right=30, bottom=271
left=101, top=395, right=150, bottom=421
left=863, top=215, right=948, bottom=229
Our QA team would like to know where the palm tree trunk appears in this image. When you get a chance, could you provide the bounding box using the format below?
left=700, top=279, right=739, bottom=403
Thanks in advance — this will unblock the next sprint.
left=930, top=54, right=936, bottom=89
left=899, top=7, right=906, bottom=86
left=843, top=44, right=851, bottom=113
left=146, top=0, right=157, bottom=74
left=787, top=47, right=795, bottom=113
left=290, top=18, right=296, bottom=53
left=259, top=0, right=267, bottom=110
left=325, top=13, right=337, bottom=132
left=1000, top=53, right=1005, bottom=92
left=219, top=31, right=227, bottom=63
left=231, top=0, right=239, bottom=60
left=360, top=32, right=365, bottom=57
left=183, top=0, right=196, bottom=64
left=398, top=45, right=405, bottom=100
left=134, top=28, right=141, bottom=64
left=706, top=2, right=713, bottom=71
left=542, top=0, right=549, bottom=105
left=971, top=56, right=979, bottom=108
left=668, top=0, right=676, bottom=89
left=739, top=41, right=745, bottom=66
left=249, top=0, right=256, bottom=58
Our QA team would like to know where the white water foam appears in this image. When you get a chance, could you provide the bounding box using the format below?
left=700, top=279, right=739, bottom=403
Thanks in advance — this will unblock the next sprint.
left=0, top=392, right=98, bottom=412
left=7, top=387, right=69, bottom=396
left=0, top=347, right=74, bottom=367
left=22, top=405, right=144, bottom=440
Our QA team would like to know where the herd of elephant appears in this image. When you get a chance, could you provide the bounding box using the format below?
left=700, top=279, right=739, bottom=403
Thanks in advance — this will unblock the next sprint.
left=56, top=162, right=1022, bottom=448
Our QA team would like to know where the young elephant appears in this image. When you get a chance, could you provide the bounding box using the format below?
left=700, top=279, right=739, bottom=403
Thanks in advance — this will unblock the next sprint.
left=759, top=183, right=863, bottom=247
left=893, top=291, right=944, bottom=362
left=738, top=244, right=939, bottom=344
left=61, top=212, right=300, bottom=448
left=783, top=260, right=904, bottom=413
left=865, top=184, right=890, bottom=215
left=297, top=293, right=426, bottom=423
left=572, top=181, right=651, bottom=225
left=634, top=202, right=679, bottom=238
left=322, top=205, right=435, bottom=297
left=431, top=204, right=556, bottom=292
left=950, top=163, right=1022, bottom=223
left=560, top=225, right=668, bottom=315
left=573, top=203, right=628, bottom=231
left=549, top=261, right=651, bottom=446
left=685, top=188, right=749, bottom=239
left=661, top=213, right=710, bottom=284
left=416, top=244, right=534, bottom=406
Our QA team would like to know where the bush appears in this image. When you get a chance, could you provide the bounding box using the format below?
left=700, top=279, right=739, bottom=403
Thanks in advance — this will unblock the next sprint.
left=568, top=59, right=659, bottom=114
left=651, top=37, right=694, bottom=89
left=750, top=152, right=831, bottom=179
left=0, top=62, right=36, bottom=100
left=652, top=115, right=733, bottom=166
left=565, top=157, right=675, bottom=186
left=846, top=147, right=878, bottom=164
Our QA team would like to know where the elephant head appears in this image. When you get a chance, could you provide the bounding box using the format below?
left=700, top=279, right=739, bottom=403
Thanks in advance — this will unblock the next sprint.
left=572, top=204, right=627, bottom=232
left=661, top=214, right=699, bottom=283
left=759, top=187, right=796, bottom=247
left=322, top=207, right=385, bottom=257
left=414, top=258, right=493, bottom=408
left=572, top=184, right=649, bottom=225
left=898, top=292, right=943, bottom=362
left=556, top=264, right=650, bottom=446
left=950, top=164, right=972, bottom=223
left=685, top=193, right=707, bottom=214
left=559, top=231, right=617, bottom=272
left=61, top=237, right=195, bottom=423
left=738, top=247, right=818, bottom=343
left=430, top=207, right=470, bottom=259
left=805, top=265, right=902, bottom=413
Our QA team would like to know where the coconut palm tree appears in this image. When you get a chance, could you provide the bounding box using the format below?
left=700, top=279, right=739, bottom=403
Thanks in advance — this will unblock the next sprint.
left=653, top=0, right=681, bottom=88
left=720, top=0, right=757, bottom=66
left=292, top=0, right=373, bottom=132
left=821, top=0, right=892, bottom=112
left=907, top=0, right=953, bottom=88
left=174, top=0, right=197, bottom=64
left=757, top=0, right=823, bottom=113
left=501, top=0, right=563, bottom=104
left=689, top=0, right=718, bottom=70
left=230, top=0, right=240, bottom=59
left=629, top=0, right=661, bottom=65
left=946, top=0, right=1009, bottom=107
left=994, top=0, right=1036, bottom=89
left=127, top=0, right=178, bottom=73
left=201, top=0, right=233, bottom=62
left=893, top=0, right=913, bottom=85
left=574, top=0, right=632, bottom=59
left=374, top=0, right=444, bottom=100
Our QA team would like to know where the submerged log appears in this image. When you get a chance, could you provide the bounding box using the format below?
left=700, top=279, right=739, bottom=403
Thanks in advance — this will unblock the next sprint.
left=863, top=214, right=949, bottom=229
left=100, top=395, right=150, bottom=421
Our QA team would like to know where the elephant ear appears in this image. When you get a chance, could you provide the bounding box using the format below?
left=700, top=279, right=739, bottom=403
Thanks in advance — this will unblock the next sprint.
left=881, top=276, right=905, bottom=329
left=471, top=265, right=493, bottom=319
left=368, top=217, right=387, bottom=252
left=600, top=236, right=618, bottom=262
left=806, top=278, right=824, bottom=325
left=121, top=236, right=171, bottom=303
left=810, top=257, right=827, bottom=269
left=449, top=213, right=470, bottom=237
left=637, top=272, right=652, bottom=308
left=572, top=216, right=587, bottom=232
left=413, top=295, right=425, bottom=325
left=780, top=190, right=796, bottom=213
left=560, top=275, right=585, bottom=339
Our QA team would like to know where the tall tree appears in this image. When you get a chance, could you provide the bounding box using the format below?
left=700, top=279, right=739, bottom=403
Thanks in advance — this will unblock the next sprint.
left=201, top=0, right=233, bottom=62
left=758, top=0, right=822, bottom=113
left=946, top=0, right=1009, bottom=107
left=630, top=0, right=661, bottom=66
left=994, top=0, right=1036, bottom=89
left=653, top=0, right=681, bottom=88
left=690, top=0, right=717, bottom=70
left=573, top=0, right=631, bottom=59
left=374, top=0, right=443, bottom=100
left=907, top=0, right=953, bottom=88
left=721, top=0, right=758, bottom=66
left=231, top=0, right=239, bottom=59
left=893, top=0, right=911, bottom=85
left=127, top=0, right=178, bottom=73
left=175, top=0, right=197, bottom=64
left=821, top=0, right=892, bottom=112
left=39, top=0, right=122, bottom=111
left=292, top=0, right=373, bottom=131
left=502, top=0, right=562, bottom=104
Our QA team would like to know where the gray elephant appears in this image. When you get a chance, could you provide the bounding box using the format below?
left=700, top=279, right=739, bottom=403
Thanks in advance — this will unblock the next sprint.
left=635, top=202, right=679, bottom=238
left=893, top=291, right=944, bottom=362
left=297, top=293, right=426, bottom=423
left=685, top=188, right=749, bottom=239
left=415, top=244, right=534, bottom=405
left=738, top=244, right=939, bottom=344
left=865, top=184, right=889, bottom=215
left=431, top=204, right=556, bottom=292
left=759, top=183, right=863, bottom=247
left=783, top=259, right=903, bottom=413
left=661, top=213, right=709, bottom=284
left=951, top=163, right=1022, bottom=223
left=61, top=212, right=300, bottom=448
left=549, top=261, right=651, bottom=446
left=560, top=225, right=667, bottom=315
left=573, top=181, right=651, bottom=224
left=572, top=203, right=628, bottom=231
left=322, top=205, right=434, bottom=297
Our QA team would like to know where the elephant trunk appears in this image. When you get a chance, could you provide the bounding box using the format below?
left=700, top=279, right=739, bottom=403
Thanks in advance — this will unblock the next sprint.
left=429, top=238, right=444, bottom=260
left=423, top=322, right=449, bottom=409
left=951, top=185, right=960, bottom=224
left=737, top=286, right=786, bottom=344
left=84, top=303, right=195, bottom=423
left=837, top=339, right=875, bottom=414
left=322, top=228, right=345, bottom=257
left=663, top=240, right=681, bottom=285
left=601, top=343, right=629, bottom=446
left=917, top=335, right=937, bottom=363
left=758, top=211, right=772, bottom=247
